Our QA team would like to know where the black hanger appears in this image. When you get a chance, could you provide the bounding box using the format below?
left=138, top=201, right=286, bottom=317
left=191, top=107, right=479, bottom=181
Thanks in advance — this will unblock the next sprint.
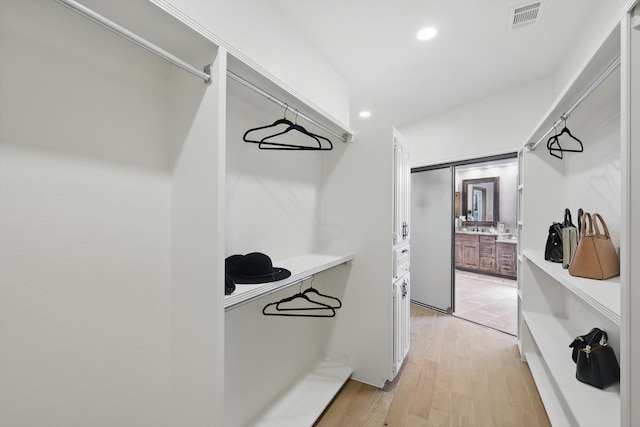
left=260, top=125, right=333, bottom=151
left=262, top=293, right=336, bottom=317
left=243, top=107, right=295, bottom=145
left=301, top=278, right=341, bottom=309
left=243, top=108, right=333, bottom=151
left=547, top=120, right=584, bottom=159
left=547, top=125, right=564, bottom=159
left=262, top=278, right=341, bottom=317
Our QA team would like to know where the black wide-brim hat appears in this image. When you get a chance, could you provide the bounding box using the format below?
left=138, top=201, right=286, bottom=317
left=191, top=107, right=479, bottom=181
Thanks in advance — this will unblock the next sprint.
left=225, top=252, right=291, bottom=284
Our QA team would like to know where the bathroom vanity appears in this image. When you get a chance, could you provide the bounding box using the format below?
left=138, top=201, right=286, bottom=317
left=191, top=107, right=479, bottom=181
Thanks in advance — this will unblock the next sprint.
left=455, top=231, right=517, bottom=278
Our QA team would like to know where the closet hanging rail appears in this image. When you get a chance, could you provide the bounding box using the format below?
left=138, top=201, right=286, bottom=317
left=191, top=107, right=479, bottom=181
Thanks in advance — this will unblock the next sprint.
left=527, top=55, right=620, bottom=151
left=227, top=70, right=349, bottom=143
left=52, top=0, right=212, bottom=83
left=225, top=275, right=315, bottom=311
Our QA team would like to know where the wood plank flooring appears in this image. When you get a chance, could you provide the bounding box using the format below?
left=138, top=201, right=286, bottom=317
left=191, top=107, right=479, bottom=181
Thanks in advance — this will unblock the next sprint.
left=314, top=304, right=550, bottom=427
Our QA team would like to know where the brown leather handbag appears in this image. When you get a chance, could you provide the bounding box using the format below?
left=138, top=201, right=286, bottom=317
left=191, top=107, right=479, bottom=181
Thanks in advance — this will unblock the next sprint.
left=568, top=212, right=620, bottom=280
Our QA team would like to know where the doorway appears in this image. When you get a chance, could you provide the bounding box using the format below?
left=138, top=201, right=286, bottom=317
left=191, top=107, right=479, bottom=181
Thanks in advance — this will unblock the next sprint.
left=454, top=157, right=518, bottom=335
left=410, top=154, right=518, bottom=335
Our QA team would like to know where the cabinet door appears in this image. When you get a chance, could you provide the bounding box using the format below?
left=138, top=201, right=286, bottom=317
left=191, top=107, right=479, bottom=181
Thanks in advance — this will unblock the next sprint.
left=462, top=242, right=479, bottom=269
left=393, top=137, right=410, bottom=244
left=392, top=273, right=411, bottom=379
left=455, top=240, right=463, bottom=267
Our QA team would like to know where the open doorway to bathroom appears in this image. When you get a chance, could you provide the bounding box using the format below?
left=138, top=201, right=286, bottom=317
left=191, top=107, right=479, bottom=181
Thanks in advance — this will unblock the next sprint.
left=453, top=157, right=518, bottom=335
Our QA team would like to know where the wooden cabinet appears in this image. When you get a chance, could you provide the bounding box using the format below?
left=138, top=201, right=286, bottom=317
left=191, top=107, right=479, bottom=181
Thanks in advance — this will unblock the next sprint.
left=479, top=235, right=496, bottom=273
left=455, top=233, right=479, bottom=270
left=496, top=242, right=516, bottom=277
left=455, top=233, right=517, bottom=278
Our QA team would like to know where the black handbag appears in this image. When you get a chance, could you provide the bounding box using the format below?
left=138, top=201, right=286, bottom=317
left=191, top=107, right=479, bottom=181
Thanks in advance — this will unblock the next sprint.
left=569, top=327, right=604, bottom=363
left=544, top=222, right=563, bottom=262
left=575, top=329, right=620, bottom=389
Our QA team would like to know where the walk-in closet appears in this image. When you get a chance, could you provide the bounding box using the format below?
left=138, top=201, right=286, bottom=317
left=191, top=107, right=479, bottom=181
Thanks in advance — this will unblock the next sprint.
left=2, top=1, right=640, bottom=427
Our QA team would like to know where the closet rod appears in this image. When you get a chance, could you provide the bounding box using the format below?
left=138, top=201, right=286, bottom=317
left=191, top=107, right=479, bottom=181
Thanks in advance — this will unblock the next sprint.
left=528, top=55, right=620, bottom=151
left=53, top=0, right=211, bottom=83
left=225, top=275, right=314, bottom=311
left=227, top=70, right=349, bottom=142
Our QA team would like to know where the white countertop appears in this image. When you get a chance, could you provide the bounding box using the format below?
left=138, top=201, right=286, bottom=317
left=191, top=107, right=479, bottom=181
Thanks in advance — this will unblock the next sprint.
left=455, top=230, right=518, bottom=243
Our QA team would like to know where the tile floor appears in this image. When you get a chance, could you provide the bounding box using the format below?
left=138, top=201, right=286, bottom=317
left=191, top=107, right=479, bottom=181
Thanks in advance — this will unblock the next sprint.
left=453, top=269, right=518, bottom=335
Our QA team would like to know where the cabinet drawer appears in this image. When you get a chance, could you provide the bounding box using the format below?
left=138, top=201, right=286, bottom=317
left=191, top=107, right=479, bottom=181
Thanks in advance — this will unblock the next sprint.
left=455, top=233, right=479, bottom=244
left=498, top=251, right=515, bottom=262
left=479, top=257, right=496, bottom=272
left=393, top=244, right=410, bottom=279
left=498, top=264, right=515, bottom=276
left=480, top=243, right=495, bottom=258
left=480, top=235, right=496, bottom=244
left=496, top=243, right=516, bottom=258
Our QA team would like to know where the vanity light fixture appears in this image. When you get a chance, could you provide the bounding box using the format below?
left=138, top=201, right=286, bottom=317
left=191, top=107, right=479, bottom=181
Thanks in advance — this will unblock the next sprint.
left=359, top=111, right=372, bottom=118
left=416, top=27, right=437, bottom=41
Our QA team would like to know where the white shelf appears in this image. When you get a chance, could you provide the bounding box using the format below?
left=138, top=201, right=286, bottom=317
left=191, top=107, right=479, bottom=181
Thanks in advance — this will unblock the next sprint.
left=522, top=311, right=620, bottom=427
left=523, top=249, right=620, bottom=325
left=524, top=352, right=573, bottom=426
left=224, top=253, right=354, bottom=310
left=251, top=358, right=352, bottom=427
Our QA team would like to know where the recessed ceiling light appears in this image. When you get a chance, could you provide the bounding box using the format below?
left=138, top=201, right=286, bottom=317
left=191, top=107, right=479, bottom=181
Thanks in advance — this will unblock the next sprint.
left=359, top=111, right=372, bottom=118
left=416, top=27, right=437, bottom=41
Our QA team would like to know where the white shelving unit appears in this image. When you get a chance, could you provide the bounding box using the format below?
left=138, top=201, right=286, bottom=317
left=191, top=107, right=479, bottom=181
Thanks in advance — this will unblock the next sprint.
left=523, top=250, right=621, bottom=324
left=523, top=311, right=620, bottom=426
left=251, top=358, right=352, bottom=427
left=517, top=9, right=640, bottom=424
left=224, top=253, right=354, bottom=310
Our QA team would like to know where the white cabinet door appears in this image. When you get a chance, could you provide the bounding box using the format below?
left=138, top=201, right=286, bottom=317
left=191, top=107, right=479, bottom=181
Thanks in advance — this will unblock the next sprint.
left=392, top=273, right=411, bottom=379
left=393, top=136, right=411, bottom=245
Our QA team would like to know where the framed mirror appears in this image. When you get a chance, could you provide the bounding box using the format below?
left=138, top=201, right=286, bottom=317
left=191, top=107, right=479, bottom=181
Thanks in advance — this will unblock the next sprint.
left=461, top=177, right=500, bottom=226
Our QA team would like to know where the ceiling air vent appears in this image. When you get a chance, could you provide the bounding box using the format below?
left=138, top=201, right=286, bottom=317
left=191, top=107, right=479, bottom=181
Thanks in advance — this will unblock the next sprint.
left=510, top=2, right=541, bottom=28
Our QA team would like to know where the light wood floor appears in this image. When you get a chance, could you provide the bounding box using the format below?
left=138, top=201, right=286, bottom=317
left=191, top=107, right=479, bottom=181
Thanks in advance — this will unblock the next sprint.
left=314, top=304, right=550, bottom=427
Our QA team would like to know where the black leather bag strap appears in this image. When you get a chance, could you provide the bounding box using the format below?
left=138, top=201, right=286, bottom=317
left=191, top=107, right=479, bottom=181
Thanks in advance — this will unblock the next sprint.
left=587, top=329, right=608, bottom=346
left=577, top=208, right=584, bottom=234
left=563, top=208, right=574, bottom=227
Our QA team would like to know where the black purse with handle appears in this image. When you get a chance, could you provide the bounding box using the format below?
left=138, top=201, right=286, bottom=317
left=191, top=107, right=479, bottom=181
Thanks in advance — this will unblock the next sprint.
left=574, top=328, right=620, bottom=389
left=569, top=327, right=604, bottom=363
left=544, top=221, right=564, bottom=263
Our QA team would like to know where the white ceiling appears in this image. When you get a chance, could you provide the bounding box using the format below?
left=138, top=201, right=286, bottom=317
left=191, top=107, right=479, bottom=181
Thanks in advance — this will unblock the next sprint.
left=274, top=1, right=601, bottom=131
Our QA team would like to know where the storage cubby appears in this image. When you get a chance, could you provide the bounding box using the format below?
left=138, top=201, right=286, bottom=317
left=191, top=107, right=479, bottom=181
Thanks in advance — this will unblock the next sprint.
left=223, top=54, right=358, bottom=426
left=518, top=21, right=629, bottom=426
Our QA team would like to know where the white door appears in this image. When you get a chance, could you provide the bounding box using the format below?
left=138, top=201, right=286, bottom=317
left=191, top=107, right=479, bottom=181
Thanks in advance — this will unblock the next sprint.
left=410, top=167, right=453, bottom=312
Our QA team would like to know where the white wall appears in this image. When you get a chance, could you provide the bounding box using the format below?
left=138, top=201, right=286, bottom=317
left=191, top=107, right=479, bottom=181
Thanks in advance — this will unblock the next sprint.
left=398, top=1, right=630, bottom=169
left=398, top=77, right=556, bottom=167
left=553, top=0, right=630, bottom=96
left=159, top=0, right=350, bottom=126
left=0, top=2, right=173, bottom=425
